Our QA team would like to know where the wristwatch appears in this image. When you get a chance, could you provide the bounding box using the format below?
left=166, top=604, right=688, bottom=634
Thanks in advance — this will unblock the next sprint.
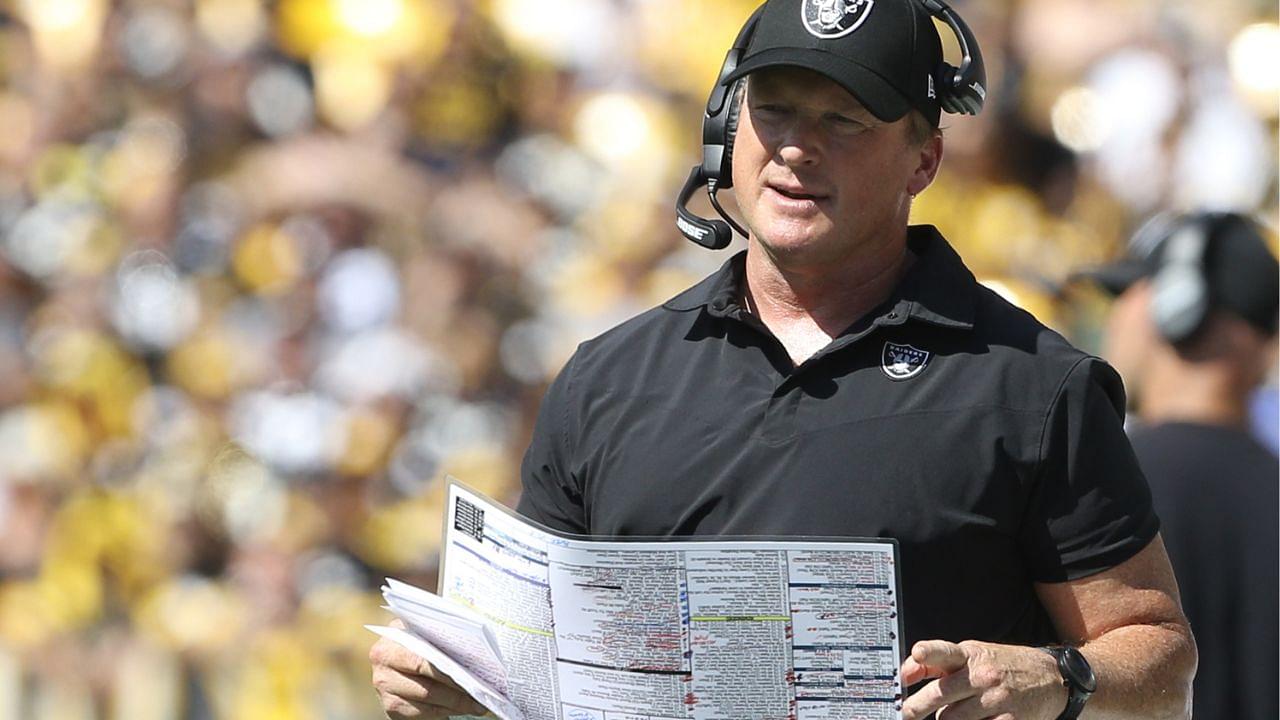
left=1041, top=645, right=1096, bottom=720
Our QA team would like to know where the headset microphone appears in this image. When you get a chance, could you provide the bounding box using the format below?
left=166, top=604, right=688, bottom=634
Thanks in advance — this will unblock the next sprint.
left=676, top=166, right=733, bottom=250
left=675, top=6, right=764, bottom=250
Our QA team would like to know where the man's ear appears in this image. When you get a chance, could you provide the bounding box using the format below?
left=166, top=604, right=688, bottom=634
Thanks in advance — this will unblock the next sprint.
left=906, top=131, right=943, bottom=197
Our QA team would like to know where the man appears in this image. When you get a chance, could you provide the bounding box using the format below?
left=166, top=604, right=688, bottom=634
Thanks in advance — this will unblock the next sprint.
left=372, top=1, right=1196, bottom=718
left=1089, top=211, right=1278, bottom=720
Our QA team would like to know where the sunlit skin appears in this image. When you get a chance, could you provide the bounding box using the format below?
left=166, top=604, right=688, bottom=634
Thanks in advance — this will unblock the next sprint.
left=733, top=67, right=940, bottom=273
left=1105, top=279, right=1278, bottom=426
left=1103, top=280, right=1158, bottom=409
left=730, top=66, right=942, bottom=363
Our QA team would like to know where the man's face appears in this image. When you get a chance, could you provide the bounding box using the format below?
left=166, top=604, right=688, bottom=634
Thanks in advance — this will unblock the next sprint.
left=731, top=67, right=939, bottom=267
left=1103, top=281, right=1157, bottom=404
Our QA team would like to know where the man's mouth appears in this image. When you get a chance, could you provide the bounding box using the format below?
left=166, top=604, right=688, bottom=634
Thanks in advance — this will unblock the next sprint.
left=769, top=184, right=825, bottom=201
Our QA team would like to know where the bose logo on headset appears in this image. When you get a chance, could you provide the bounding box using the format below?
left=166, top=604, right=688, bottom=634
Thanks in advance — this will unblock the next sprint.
left=676, top=216, right=711, bottom=242
left=675, top=0, right=988, bottom=249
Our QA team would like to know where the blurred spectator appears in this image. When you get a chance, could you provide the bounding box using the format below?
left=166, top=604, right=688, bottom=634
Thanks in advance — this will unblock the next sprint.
left=1082, top=211, right=1279, bottom=720
left=0, top=0, right=1273, bottom=718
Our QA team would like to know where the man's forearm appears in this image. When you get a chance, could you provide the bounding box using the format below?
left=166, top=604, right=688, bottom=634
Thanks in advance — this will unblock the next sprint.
left=1079, top=621, right=1196, bottom=720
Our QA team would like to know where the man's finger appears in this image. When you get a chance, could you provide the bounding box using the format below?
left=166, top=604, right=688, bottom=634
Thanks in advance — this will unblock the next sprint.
left=371, top=637, right=418, bottom=672
left=412, top=658, right=478, bottom=698
left=373, top=667, right=489, bottom=716
left=935, top=690, right=1018, bottom=720
left=899, top=667, right=978, bottom=720
left=381, top=694, right=457, bottom=719
left=369, top=637, right=463, bottom=691
left=901, top=640, right=970, bottom=685
left=913, top=640, right=971, bottom=670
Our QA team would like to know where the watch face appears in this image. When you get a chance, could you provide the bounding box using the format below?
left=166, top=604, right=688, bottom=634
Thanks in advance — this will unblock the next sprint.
left=1063, top=647, right=1098, bottom=693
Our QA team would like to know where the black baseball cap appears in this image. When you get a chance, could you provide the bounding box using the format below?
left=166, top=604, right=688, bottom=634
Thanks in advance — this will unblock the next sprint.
left=723, top=0, right=944, bottom=126
left=1078, top=212, right=1280, bottom=335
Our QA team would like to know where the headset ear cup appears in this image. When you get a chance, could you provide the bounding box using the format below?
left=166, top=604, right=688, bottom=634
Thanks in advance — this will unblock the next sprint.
left=1151, top=267, right=1209, bottom=344
left=927, top=2, right=987, bottom=117
left=678, top=5, right=760, bottom=248
left=718, top=81, right=745, bottom=190
left=935, top=63, right=957, bottom=90
left=934, top=63, right=958, bottom=113
left=1150, top=222, right=1212, bottom=345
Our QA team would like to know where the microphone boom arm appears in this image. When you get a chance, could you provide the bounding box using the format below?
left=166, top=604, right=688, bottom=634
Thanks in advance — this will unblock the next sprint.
left=675, top=165, right=747, bottom=250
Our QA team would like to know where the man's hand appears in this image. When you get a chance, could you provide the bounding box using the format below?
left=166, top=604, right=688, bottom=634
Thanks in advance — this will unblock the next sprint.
left=370, top=619, right=490, bottom=719
left=899, top=639, right=1068, bottom=720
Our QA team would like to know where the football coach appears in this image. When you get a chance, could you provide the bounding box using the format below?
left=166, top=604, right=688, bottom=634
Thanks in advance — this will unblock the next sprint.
left=371, top=1, right=1197, bottom=718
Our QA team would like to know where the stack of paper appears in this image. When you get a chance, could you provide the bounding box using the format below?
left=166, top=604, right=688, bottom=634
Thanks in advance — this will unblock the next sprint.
left=367, top=578, right=524, bottom=719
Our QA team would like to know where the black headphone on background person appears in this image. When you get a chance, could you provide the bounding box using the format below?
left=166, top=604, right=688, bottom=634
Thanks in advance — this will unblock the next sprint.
left=1150, top=214, right=1214, bottom=345
left=676, top=0, right=988, bottom=250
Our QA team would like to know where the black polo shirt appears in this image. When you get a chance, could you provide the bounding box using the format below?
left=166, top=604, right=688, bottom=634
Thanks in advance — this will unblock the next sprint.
left=517, top=226, right=1158, bottom=649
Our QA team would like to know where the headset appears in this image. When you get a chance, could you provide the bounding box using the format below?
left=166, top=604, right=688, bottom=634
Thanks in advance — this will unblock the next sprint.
left=1149, top=214, right=1215, bottom=345
left=676, top=0, right=988, bottom=249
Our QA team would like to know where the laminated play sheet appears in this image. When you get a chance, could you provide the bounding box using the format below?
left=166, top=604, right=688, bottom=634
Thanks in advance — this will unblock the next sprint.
left=369, top=480, right=905, bottom=720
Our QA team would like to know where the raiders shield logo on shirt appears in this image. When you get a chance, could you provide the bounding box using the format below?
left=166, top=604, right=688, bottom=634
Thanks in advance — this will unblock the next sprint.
left=802, top=0, right=875, bottom=39
left=882, top=342, right=930, bottom=380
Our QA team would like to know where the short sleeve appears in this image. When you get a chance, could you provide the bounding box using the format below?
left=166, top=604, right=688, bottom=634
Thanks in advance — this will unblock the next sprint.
left=516, top=350, right=589, bottom=534
left=1020, top=357, right=1160, bottom=582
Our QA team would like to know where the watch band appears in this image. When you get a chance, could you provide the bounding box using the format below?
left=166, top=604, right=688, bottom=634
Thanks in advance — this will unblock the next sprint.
left=1040, top=645, right=1095, bottom=720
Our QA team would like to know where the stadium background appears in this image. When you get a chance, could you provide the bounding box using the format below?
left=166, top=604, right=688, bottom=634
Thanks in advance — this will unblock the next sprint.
left=0, top=0, right=1274, bottom=718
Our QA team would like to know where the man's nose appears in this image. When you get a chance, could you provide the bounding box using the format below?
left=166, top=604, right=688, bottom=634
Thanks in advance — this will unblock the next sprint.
left=775, top=118, right=822, bottom=166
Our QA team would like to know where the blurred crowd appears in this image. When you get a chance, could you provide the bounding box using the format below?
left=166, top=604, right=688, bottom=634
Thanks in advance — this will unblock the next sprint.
left=0, top=0, right=1274, bottom=719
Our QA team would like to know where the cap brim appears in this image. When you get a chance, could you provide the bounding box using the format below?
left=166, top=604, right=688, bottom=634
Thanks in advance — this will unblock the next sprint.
left=1072, top=260, right=1149, bottom=296
left=723, top=47, right=911, bottom=123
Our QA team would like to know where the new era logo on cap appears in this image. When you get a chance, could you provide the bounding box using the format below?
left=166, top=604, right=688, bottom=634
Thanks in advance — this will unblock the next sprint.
left=802, top=0, right=875, bottom=39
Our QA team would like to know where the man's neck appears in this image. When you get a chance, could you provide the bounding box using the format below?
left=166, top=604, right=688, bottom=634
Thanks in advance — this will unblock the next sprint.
left=1138, top=359, right=1253, bottom=429
left=743, top=230, right=913, bottom=365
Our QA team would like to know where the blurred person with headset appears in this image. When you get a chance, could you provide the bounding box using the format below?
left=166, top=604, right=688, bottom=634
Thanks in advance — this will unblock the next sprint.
left=1082, top=210, right=1279, bottom=720
left=372, top=1, right=1195, bottom=718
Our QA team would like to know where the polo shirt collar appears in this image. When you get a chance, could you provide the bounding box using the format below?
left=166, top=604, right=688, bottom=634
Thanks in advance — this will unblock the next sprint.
left=662, top=252, right=747, bottom=316
left=892, top=225, right=976, bottom=329
left=662, top=225, right=976, bottom=330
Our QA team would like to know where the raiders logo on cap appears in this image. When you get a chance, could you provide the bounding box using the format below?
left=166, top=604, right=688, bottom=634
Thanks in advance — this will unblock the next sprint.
left=802, top=0, right=875, bottom=39
left=882, top=342, right=930, bottom=380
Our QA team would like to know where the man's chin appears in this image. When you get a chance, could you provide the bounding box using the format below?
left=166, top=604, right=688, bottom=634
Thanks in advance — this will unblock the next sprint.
left=752, top=221, right=833, bottom=256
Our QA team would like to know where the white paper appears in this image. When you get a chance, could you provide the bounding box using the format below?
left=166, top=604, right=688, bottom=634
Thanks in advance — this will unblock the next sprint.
left=366, top=624, right=524, bottom=720
left=383, top=595, right=509, bottom=695
left=378, top=481, right=905, bottom=720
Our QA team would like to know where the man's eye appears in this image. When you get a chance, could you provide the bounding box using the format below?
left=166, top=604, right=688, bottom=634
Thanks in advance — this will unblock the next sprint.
left=752, top=104, right=789, bottom=116
left=826, top=114, right=867, bottom=129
